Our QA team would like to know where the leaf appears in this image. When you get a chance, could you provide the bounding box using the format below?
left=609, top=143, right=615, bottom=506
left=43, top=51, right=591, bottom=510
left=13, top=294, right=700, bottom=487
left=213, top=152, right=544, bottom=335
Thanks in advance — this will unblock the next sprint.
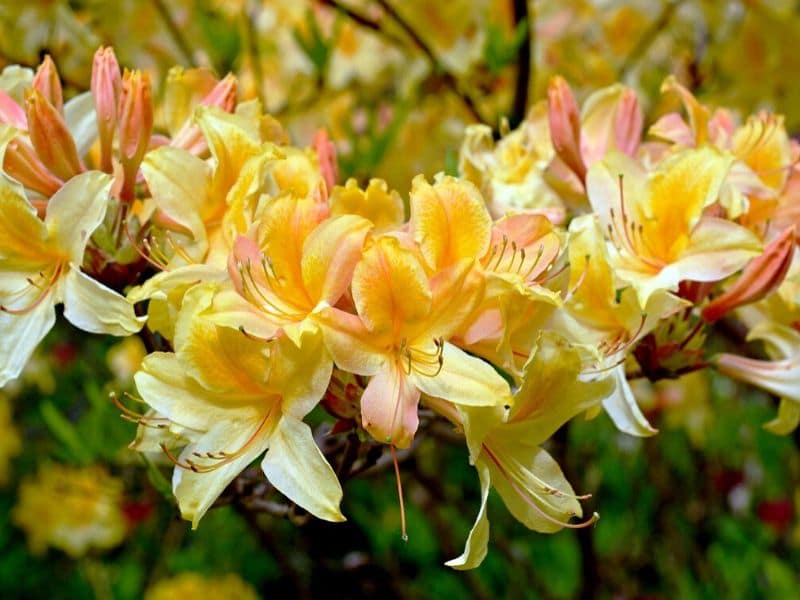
left=40, top=401, right=93, bottom=464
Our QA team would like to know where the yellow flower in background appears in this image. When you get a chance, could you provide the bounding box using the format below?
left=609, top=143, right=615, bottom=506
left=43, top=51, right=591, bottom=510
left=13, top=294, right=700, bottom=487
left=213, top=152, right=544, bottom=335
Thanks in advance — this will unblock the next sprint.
left=0, top=394, right=21, bottom=485
left=144, top=572, right=260, bottom=600
left=12, top=464, right=127, bottom=558
left=106, top=336, right=147, bottom=384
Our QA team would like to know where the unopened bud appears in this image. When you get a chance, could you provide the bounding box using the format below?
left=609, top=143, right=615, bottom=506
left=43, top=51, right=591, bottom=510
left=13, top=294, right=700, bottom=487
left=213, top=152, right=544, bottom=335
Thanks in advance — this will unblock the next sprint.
left=313, top=128, right=338, bottom=198
left=118, top=69, right=153, bottom=200
left=547, top=76, right=586, bottom=182
left=171, top=73, right=237, bottom=154
left=702, top=227, right=796, bottom=322
left=25, top=88, right=82, bottom=181
left=32, top=55, right=63, bottom=114
left=91, top=47, right=121, bottom=173
left=614, top=88, right=643, bottom=158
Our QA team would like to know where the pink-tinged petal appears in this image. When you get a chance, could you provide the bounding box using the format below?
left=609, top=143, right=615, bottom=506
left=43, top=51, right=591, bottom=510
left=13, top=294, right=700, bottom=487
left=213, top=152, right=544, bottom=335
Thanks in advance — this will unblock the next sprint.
left=676, top=216, right=762, bottom=281
left=227, top=235, right=263, bottom=295
left=301, top=214, right=371, bottom=306
left=648, top=113, right=694, bottom=146
left=579, top=84, right=642, bottom=167
left=360, top=361, right=420, bottom=448
left=315, top=306, right=385, bottom=376
left=715, top=352, right=800, bottom=402
left=659, top=75, right=710, bottom=145
left=0, top=90, right=26, bottom=129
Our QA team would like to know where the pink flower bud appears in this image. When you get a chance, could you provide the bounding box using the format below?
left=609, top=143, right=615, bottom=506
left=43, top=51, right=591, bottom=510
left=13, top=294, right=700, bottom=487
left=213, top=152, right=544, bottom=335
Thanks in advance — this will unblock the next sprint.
left=547, top=76, right=586, bottom=183
left=614, top=88, right=643, bottom=158
left=32, top=55, right=63, bottom=114
left=702, top=226, right=796, bottom=322
left=91, top=47, right=121, bottom=173
left=25, top=88, right=82, bottom=181
left=118, top=69, right=153, bottom=200
left=313, top=128, right=338, bottom=198
left=171, top=73, right=237, bottom=154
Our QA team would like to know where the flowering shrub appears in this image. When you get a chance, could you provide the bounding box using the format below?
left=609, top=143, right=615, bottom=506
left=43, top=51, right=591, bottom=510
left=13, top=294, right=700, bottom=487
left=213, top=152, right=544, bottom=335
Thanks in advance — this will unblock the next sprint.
left=0, top=43, right=796, bottom=576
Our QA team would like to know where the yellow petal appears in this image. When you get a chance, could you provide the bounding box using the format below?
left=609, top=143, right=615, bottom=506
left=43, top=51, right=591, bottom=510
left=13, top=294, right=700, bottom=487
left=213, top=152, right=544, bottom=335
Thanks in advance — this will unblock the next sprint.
left=446, top=461, right=491, bottom=570
left=62, top=265, right=145, bottom=335
left=351, top=236, right=432, bottom=337
left=330, top=178, right=405, bottom=233
left=410, top=173, right=492, bottom=271
left=0, top=179, right=54, bottom=267
left=261, top=416, right=345, bottom=522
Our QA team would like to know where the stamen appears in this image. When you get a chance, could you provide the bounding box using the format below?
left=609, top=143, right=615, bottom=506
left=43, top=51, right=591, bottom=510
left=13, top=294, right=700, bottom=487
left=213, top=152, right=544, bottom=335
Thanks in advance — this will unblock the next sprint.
left=0, top=264, right=62, bottom=315
left=124, top=222, right=169, bottom=271
left=390, top=444, right=408, bottom=542
left=164, top=232, right=196, bottom=264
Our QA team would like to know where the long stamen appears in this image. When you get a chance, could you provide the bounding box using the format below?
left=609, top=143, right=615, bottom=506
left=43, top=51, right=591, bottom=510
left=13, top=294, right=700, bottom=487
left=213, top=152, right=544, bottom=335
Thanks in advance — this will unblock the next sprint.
left=0, top=264, right=62, bottom=315
left=160, top=409, right=272, bottom=473
left=124, top=222, right=168, bottom=271
left=483, top=444, right=598, bottom=529
left=390, top=444, right=408, bottom=542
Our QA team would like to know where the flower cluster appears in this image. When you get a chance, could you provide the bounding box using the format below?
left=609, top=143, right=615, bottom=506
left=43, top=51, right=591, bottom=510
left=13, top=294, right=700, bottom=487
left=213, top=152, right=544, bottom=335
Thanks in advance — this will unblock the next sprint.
left=0, top=50, right=797, bottom=569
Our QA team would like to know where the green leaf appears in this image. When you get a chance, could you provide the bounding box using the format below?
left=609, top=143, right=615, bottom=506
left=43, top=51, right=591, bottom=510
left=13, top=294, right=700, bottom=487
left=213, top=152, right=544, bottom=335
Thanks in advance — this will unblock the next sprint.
left=40, top=401, right=93, bottom=464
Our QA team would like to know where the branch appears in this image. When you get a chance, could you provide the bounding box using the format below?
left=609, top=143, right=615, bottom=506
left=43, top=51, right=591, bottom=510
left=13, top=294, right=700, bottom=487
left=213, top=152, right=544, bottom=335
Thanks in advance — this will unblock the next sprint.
left=618, top=0, right=684, bottom=80
left=509, top=0, right=533, bottom=129
left=151, top=0, right=195, bottom=66
left=373, top=0, right=486, bottom=123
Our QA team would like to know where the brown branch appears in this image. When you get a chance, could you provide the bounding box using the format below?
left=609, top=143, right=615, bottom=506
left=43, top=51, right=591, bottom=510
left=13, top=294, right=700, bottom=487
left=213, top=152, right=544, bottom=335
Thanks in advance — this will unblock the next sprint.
left=151, top=0, right=195, bottom=66
left=373, top=0, right=486, bottom=123
left=509, top=0, right=533, bottom=129
left=618, top=0, right=685, bottom=80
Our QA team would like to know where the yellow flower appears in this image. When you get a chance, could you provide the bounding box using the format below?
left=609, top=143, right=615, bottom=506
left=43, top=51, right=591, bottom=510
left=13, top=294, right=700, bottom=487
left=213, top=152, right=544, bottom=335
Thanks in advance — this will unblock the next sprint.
left=133, top=283, right=344, bottom=527
left=442, top=333, right=613, bottom=569
left=318, top=235, right=511, bottom=448
left=144, top=572, right=259, bottom=600
left=0, top=163, right=144, bottom=385
left=12, top=464, right=127, bottom=557
left=586, top=147, right=762, bottom=308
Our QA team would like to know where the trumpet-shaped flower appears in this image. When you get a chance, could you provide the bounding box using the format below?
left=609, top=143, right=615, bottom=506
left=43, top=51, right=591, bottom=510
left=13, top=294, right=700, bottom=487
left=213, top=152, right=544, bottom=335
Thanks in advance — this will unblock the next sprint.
left=133, top=284, right=344, bottom=527
left=561, top=215, right=688, bottom=435
left=587, top=147, right=762, bottom=308
left=0, top=168, right=143, bottom=385
left=444, top=333, right=613, bottom=569
left=318, top=236, right=511, bottom=448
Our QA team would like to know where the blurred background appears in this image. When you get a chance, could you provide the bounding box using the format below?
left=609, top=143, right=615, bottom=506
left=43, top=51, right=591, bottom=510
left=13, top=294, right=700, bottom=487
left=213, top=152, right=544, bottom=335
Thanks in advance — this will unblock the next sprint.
left=0, top=0, right=798, bottom=598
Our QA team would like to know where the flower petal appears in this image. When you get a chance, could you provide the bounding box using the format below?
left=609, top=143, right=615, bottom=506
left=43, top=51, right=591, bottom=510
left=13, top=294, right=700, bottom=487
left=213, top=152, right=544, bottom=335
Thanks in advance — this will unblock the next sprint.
left=361, top=361, right=420, bottom=448
left=261, top=416, right=345, bottom=522
left=62, top=266, right=145, bottom=335
left=445, top=460, right=491, bottom=570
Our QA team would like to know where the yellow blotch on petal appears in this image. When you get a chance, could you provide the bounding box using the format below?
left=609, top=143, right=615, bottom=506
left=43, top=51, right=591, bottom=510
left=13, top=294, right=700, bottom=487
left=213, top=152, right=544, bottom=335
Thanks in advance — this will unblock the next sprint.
left=351, top=236, right=432, bottom=338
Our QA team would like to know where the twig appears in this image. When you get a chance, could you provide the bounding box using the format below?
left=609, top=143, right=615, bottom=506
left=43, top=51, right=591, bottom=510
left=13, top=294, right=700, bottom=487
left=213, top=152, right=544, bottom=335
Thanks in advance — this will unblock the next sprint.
left=151, top=0, right=195, bottom=66
left=618, top=0, right=684, bottom=80
left=509, top=0, right=533, bottom=129
left=373, top=0, right=486, bottom=123
left=318, top=0, right=406, bottom=47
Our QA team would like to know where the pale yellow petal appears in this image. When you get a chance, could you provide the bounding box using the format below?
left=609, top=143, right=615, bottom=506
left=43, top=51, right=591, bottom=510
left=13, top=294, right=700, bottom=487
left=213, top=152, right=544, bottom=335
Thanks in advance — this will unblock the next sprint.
left=62, top=266, right=145, bottom=335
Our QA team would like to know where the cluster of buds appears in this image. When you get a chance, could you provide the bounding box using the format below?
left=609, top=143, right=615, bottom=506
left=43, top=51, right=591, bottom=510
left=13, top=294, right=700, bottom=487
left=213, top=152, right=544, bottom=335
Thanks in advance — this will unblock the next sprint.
left=0, top=49, right=798, bottom=569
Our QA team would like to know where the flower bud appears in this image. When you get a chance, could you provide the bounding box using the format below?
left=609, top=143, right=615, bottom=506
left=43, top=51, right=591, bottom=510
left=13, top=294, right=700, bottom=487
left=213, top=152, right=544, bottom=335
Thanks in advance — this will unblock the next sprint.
left=702, top=226, right=796, bottom=322
left=313, top=128, right=338, bottom=198
left=118, top=69, right=153, bottom=200
left=24, top=88, right=82, bottom=181
left=614, top=88, right=643, bottom=158
left=171, top=73, right=237, bottom=154
left=547, top=76, right=586, bottom=182
left=91, top=47, right=121, bottom=173
left=32, top=55, right=63, bottom=114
